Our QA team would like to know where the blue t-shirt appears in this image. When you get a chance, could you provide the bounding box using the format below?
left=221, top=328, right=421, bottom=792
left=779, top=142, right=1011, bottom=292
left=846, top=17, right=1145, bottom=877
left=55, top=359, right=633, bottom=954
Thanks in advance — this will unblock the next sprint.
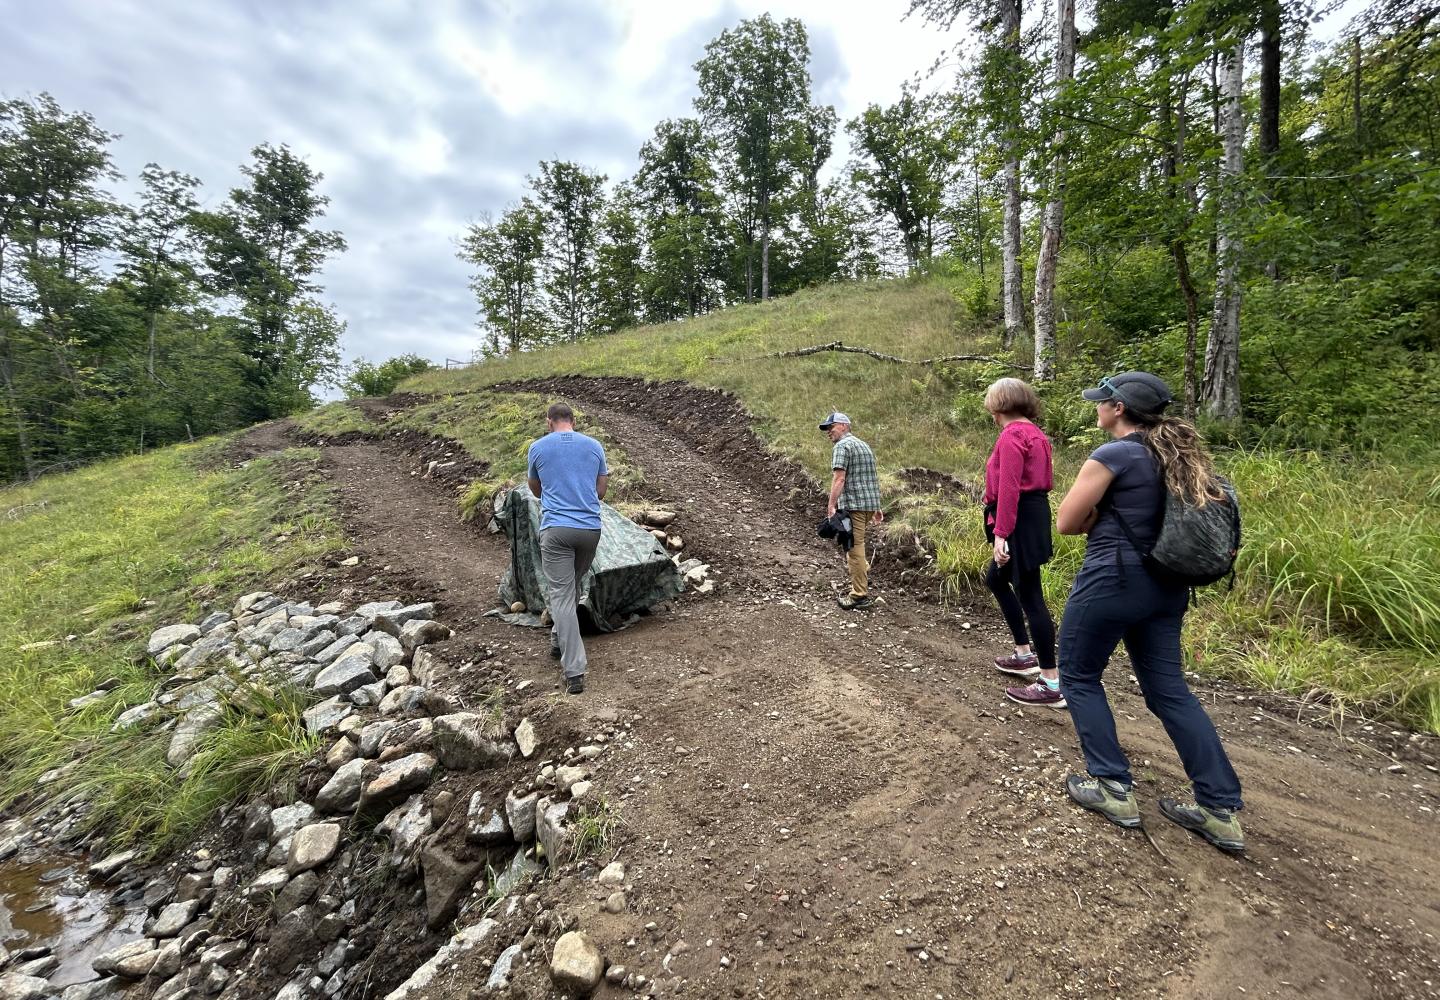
left=526, top=431, right=608, bottom=531
left=1085, top=435, right=1162, bottom=566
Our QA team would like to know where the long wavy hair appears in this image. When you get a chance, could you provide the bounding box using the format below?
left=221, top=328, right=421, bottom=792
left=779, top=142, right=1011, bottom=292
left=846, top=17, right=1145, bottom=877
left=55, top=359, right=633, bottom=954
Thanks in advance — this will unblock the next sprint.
left=1127, top=410, right=1226, bottom=506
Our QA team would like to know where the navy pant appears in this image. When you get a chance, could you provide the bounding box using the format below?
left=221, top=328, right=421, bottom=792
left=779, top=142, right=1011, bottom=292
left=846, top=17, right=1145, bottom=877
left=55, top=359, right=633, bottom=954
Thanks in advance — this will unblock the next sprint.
left=985, top=560, right=1057, bottom=671
left=1059, top=561, right=1243, bottom=811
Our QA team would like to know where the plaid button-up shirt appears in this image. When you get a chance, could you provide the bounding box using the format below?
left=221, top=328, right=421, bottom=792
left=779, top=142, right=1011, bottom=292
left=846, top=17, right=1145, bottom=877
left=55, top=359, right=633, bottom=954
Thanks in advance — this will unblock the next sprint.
left=832, top=434, right=881, bottom=512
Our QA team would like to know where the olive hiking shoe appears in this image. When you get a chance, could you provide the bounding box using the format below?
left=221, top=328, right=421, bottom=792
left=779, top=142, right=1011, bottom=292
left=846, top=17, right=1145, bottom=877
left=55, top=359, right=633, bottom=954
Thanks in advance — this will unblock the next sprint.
left=1158, top=798, right=1245, bottom=854
left=1066, top=774, right=1142, bottom=829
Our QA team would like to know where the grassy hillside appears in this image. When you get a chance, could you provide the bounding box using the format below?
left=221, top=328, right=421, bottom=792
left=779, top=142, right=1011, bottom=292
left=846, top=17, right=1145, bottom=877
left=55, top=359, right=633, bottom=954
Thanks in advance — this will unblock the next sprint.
left=403, top=276, right=1440, bottom=734
left=0, top=438, right=343, bottom=847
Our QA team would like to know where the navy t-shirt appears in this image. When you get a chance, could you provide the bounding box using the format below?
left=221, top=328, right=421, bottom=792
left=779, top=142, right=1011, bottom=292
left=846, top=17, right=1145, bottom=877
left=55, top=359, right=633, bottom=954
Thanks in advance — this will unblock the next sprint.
left=1084, top=435, right=1162, bottom=566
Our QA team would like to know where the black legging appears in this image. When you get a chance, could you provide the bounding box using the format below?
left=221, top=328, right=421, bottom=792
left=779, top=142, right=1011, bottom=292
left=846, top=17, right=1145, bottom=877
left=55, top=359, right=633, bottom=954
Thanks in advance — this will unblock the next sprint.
left=985, top=560, right=1057, bottom=671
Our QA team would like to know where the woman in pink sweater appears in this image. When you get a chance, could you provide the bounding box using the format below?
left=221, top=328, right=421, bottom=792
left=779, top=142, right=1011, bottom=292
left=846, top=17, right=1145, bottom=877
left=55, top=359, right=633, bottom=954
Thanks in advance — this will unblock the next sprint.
left=981, top=378, right=1063, bottom=708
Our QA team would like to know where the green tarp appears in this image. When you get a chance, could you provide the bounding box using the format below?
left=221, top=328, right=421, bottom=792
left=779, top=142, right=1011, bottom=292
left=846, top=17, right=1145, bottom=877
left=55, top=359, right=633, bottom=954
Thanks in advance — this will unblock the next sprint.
left=493, top=488, right=683, bottom=632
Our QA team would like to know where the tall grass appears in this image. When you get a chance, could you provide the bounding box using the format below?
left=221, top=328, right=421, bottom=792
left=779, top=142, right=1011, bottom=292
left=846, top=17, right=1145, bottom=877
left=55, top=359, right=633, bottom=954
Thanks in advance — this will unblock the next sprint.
left=0, top=441, right=345, bottom=848
left=407, top=276, right=1440, bottom=733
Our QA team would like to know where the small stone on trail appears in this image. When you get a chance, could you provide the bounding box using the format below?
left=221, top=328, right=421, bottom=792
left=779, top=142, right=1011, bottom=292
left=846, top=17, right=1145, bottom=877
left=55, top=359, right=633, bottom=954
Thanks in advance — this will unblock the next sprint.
left=596, top=862, right=625, bottom=886
left=549, top=932, right=603, bottom=997
left=287, top=823, right=342, bottom=874
left=510, top=601, right=527, bottom=613
left=515, top=718, right=538, bottom=758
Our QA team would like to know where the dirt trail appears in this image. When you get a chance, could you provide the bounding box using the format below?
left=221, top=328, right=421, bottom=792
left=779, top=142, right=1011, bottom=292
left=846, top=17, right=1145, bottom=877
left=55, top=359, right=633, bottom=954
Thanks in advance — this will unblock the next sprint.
left=269, top=383, right=1438, bottom=999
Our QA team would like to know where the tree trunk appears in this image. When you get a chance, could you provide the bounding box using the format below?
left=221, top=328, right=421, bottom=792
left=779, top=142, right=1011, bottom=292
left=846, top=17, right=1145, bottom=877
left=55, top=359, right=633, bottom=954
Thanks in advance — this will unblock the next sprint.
left=0, top=351, right=36, bottom=481
left=1259, top=0, right=1281, bottom=279
left=1203, top=38, right=1245, bottom=423
left=1031, top=0, right=1075, bottom=382
left=1171, top=240, right=1201, bottom=420
left=760, top=187, right=771, bottom=301
left=146, top=310, right=159, bottom=380
left=1352, top=36, right=1365, bottom=149
left=1000, top=0, right=1025, bottom=347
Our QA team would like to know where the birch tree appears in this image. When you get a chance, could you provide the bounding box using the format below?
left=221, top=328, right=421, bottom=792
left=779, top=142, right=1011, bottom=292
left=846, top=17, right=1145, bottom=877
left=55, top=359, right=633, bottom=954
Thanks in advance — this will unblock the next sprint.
left=1203, top=36, right=1244, bottom=422
left=1030, top=0, right=1075, bottom=381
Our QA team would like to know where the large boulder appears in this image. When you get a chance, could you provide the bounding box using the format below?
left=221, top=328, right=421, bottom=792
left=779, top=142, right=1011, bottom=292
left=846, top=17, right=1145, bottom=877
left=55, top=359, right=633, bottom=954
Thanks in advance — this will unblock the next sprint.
left=505, top=790, right=539, bottom=842
left=303, top=696, right=353, bottom=735
left=399, top=619, right=450, bottom=650
left=549, top=932, right=604, bottom=997
left=370, top=603, right=435, bottom=637
left=465, top=793, right=511, bottom=845
left=358, top=753, right=436, bottom=813
left=92, top=940, right=158, bottom=978
left=0, top=974, right=51, bottom=1000
left=368, top=631, right=405, bottom=670
left=269, top=802, right=317, bottom=841
left=166, top=704, right=224, bottom=767
left=145, top=898, right=201, bottom=938
left=312, top=633, right=360, bottom=666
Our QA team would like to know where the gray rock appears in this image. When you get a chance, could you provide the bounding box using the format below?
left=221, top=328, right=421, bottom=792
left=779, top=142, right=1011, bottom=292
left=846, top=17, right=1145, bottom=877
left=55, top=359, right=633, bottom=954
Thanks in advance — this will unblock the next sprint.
left=358, top=721, right=398, bottom=758
left=333, top=616, right=370, bottom=638
left=89, top=848, right=139, bottom=881
left=146, top=899, right=201, bottom=938
left=312, top=656, right=377, bottom=698
left=268, top=905, right=318, bottom=975
left=377, top=795, right=430, bottom=857
left=316, top=939, right=349, bottom=978
left=233, top=591, right=275, bottom=617
left=315, top=913, right=347, bottom=944
left=377, top=718, right=433, bottom=759
left=398, top=619, right=449, bottom=650
left=384, top=665, right=411, bottom=687
left=381, top=919, right=496, bottom=1000
left=601, top=891, right=626, bottom=914
left=202, top=966, right=229, bottom=996
left=324, top=737, right=358, bottom=770
left=148, top=624, right=201, bottom=656
left=367, top=632, right=405, bottom=670
left=315, top=759, right=366, bottom=814
left=12, top=957, right=57, bottom=979
left=504, top=790, right=539, bottom=842
left=0, top=974, right=51, bottom=1000
left=243, top=867, right=289, bottom=900
left=370, top=603, right=435, bottom=637
left=311, top=634, right=360, bottom=666
left=493, top=850, right=544, bottom=898
left=377, top=685, right=426, bottom=717
left=353, top=600, right=402, bottom=622
left=269, top=624, right=324, bottom=654
left=486, top=944, right=522, bottom=992
left=274, top=870, right=320, bottom=915
left=61, top=979, right=124, bottom=1000
left=198, top=940, right=247, bottom=970
left=198, top=611, right=232, bottom=634
left=513, top=718, right=538, bottom=758
left=174, top=872, right=212, bottom=904
left=112, top=701, right=160, bottom=731
left=465, top=794, right=511, bottom=845
left=536, top=797, right=572, bottom=869
left=298, top=631, right=338, bottom=658
left=150, top=940, right=183, bottom=979
left=549, top=932, right=603, bottom=997
left=270, top=802, right=318, bottom=841
left=302, top=697, right=353, bottom=735
left=359, top=754, right=436, bottom=813
left=347, top=681, right=387, bottom=708
left=166, top=675, right=234, bottom=712
left=173, top=634, right=235, bottom=672
left=433, top=714, right=511, bottom=771
left=166, top=705, right=224, bottom=767
left=288, top=823, right=342, bottom=874
left=92, top=940, right=157, bottom=978
left=420, top=842, right=481, bottom=930
left=596, top=861, right=625, bottom=886
left=410, top=648, right=440, bottom=685
left=554, top=765, right=589, bottom=794
left=149, top=972, right=194, bottom=1000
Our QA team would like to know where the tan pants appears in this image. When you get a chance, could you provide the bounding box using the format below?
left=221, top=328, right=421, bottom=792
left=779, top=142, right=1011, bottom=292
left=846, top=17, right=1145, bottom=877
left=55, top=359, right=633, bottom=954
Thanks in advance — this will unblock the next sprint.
left=847, top=510, right=876, bottom=597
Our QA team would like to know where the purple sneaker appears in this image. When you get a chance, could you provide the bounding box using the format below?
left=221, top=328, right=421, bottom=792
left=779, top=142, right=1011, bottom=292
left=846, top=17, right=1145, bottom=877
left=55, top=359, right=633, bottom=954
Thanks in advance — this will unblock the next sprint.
left=1005, top=681, right=1067, bottom=709
left=994, top=652, right=1041, bottom=680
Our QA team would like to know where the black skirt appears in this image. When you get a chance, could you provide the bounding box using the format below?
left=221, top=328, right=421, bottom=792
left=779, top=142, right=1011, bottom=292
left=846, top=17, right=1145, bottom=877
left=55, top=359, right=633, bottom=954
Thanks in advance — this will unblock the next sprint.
left=984, top=491, right=1054, bottom=573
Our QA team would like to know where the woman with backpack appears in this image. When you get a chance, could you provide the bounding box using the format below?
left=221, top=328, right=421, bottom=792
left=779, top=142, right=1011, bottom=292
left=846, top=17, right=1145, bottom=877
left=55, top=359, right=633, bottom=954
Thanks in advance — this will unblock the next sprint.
left=980, top=378, right=1064, bottom=708
left=1055, top=371, right=1245, bottom=853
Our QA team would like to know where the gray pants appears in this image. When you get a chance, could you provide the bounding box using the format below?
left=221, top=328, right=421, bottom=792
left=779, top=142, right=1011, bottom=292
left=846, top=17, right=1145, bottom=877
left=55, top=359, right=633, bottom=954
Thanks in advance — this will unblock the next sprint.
left=539, top=526, right=601, bottom=679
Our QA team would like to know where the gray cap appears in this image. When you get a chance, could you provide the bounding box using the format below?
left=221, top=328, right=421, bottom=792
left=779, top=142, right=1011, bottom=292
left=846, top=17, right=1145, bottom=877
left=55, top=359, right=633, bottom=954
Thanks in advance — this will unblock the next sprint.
left=818, top=411, right=852, bottom=429
left=1081, top=372, right=1174, bottom=414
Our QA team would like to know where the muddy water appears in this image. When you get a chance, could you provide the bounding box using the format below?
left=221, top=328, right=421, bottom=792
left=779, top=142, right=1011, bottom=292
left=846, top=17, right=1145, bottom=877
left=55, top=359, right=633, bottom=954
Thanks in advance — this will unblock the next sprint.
left=0, top=856, right=145, bottom=986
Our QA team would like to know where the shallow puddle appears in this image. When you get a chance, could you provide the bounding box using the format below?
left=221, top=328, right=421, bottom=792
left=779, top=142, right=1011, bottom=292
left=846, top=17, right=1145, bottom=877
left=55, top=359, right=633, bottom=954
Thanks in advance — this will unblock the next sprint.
left=1, top=856, right=145, bottom=986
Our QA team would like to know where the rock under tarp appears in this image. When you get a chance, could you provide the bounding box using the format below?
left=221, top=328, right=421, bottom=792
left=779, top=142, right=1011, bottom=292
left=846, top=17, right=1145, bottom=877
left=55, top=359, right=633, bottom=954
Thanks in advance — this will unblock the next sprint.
left=492, top=489, right=683, bottom=632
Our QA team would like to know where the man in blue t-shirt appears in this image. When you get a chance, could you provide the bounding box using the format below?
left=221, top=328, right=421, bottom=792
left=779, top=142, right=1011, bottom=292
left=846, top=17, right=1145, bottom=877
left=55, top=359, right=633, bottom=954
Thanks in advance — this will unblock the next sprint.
left=526, top=402, right=609, bottom=695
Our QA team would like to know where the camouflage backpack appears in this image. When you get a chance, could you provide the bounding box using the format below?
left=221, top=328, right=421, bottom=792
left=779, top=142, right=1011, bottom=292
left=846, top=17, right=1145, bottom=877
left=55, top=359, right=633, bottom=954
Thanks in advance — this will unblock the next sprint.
left=1112, top=475, right=1242, bottom=589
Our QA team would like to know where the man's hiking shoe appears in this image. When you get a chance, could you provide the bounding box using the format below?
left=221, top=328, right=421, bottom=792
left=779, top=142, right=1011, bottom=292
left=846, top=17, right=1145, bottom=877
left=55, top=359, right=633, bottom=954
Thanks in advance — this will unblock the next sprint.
left=1066, top=774, right=1142, bottom=829
left=1158, top=798, right=1245, bottom=854
left=837, top=594, right=874, bottom=610
left=1005, top=681, right=1067, bottom=709
left=550, top=641, right=561, bottom=660
left=565, top=675, right=585, bottom=696
left=994, top=652, right=1041, bottom=680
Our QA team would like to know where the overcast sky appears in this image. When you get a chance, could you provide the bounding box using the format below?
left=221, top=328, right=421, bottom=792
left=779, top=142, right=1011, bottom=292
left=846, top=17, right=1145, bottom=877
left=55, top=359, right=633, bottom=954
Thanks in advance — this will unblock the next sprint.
left=3, top=0, right=969, bottom=371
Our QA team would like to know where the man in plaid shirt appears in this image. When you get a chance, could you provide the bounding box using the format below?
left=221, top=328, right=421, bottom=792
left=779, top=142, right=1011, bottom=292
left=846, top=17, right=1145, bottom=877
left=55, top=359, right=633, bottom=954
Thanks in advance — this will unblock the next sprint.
left=820, top=411, right=884, bottom=609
